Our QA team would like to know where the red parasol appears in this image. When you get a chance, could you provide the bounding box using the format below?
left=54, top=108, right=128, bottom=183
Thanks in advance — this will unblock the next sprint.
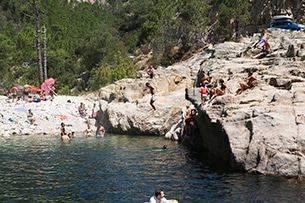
left=41, top=78, right=55, bottom=93
left=28, top=86, right=41, bottom=92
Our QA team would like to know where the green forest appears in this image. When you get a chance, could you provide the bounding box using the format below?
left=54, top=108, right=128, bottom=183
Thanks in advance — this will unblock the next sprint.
left=0, top=0, right=250, bottom=94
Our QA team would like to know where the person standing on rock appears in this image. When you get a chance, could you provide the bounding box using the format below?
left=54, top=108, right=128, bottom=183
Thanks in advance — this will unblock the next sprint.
left=10, top=85, right=18, bottom=104
left=199, top=83, right=208, bottom=105
left=145, top=82, right=157, bottom=111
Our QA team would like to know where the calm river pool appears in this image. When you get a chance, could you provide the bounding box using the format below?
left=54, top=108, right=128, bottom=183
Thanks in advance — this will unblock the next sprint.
left=0, top=134, right=305, bottom=203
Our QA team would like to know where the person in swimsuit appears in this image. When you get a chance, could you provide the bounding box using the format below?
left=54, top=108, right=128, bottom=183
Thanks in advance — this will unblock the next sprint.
left=85, top=122, right=94, bottom=137
left=210, top=79, right=232, bottom=101
left=23, top=85, right=29, bottom=103
left=147, top=65, right=156, bottom=79
left=252, top=40, right=273, bottom=59
left=199, top=83, right=208, bottom=105
left=250, top=29, right=274, bottom=49
left=236, top=71, right=260, bottom=94
left=27, top=109, right=36, bottom=125
left=10, top=85, right=18, bottom=103
left=201, top=71, right=213, bottom=86
left=60, top=122, right=70, bottom=141
left=78, top=102, right=88, bottom=117
left=40, top=90, right=47, bottom=101
left=145, top=82, right=157, bottom=111
left=96, top=125, right=105, bottom=138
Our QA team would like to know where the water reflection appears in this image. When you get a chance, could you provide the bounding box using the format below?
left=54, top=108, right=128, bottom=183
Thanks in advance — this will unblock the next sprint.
left=0, top=134, right=305, bottom=203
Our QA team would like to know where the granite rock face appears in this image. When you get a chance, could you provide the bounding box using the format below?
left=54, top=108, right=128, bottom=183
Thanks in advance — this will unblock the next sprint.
left=184, top=29, right=305, bottom=179
left=96, top=66, right=192, bottom=138
left=97, top=29, right=305, bottom=178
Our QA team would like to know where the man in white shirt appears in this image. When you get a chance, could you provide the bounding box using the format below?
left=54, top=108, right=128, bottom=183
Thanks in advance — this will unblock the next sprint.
left=149, top=189, right=168, bottom=203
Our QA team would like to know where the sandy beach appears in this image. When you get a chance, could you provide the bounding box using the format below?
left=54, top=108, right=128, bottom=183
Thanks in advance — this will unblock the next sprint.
left=0, top=94, right=98, bottom=137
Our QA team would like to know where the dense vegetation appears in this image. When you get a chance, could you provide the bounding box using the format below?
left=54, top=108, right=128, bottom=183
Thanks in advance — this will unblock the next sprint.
left=0, top=0, right=250, bottom=94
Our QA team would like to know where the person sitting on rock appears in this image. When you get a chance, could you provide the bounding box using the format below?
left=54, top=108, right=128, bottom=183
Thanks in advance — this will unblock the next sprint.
left=250, top=29, right=274, bottom=49
left=27, top=109, right=36, bottom=125
left=236, top=71, right=260, bottom=95
left=40, top=90, right=47, bottom=101
left=210, top=79, right=232, bottom=101
left=147, top=65, right=155, bottom=79
left=78, top=102, right=87, bottom=117
left=185, top=107, right=197, bottom=128
left=201, top=71, right=213, bottom=87
left=251, top=40, right=273, bottom=59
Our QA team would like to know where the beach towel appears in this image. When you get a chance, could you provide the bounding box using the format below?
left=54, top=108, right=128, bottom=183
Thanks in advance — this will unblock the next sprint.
left=13, top=107, right=27, bottom=112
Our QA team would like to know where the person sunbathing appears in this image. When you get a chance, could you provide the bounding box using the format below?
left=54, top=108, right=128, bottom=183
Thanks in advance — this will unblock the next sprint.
left=210, top=79, right=232, bottom=101
left=236, top=71, right=260, bottom=94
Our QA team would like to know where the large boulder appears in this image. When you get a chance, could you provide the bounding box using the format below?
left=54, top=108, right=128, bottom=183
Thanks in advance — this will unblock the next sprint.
left=96, top=65, right=192, bottom=135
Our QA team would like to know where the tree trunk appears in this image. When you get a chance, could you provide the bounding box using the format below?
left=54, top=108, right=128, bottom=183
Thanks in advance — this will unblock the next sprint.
left=36, top=0, right=43, bottom=84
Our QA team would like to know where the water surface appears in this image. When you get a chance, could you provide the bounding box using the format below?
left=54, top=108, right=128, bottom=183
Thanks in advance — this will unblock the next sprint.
left=0, top=134, right=304, bottom=203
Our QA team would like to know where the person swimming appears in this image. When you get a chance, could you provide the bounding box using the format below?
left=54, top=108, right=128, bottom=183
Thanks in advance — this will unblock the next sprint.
left=85, top=122, right=93, bottom=137
left=96, top=125, right=105, bottom=138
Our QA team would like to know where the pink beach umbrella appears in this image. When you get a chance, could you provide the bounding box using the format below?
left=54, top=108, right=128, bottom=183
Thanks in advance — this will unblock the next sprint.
left=41, top=78, right=55, bottom=93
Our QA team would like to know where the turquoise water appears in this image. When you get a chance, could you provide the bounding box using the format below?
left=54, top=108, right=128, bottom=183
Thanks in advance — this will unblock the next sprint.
left=0, top=134, right=305, bottom=203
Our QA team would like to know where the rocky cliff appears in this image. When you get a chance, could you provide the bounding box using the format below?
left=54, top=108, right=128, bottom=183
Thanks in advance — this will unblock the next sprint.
left=184, top=29, right=305, bottom=179
left=96, top=28, right=305, bottom=179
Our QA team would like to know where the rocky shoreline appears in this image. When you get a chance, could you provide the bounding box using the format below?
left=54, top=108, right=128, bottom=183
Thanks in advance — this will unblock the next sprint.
left=0, top=94, right=98, bottom=137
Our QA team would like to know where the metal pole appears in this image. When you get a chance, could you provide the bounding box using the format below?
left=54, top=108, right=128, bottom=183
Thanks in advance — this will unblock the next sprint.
left=43, top=25, right=47, bottom=80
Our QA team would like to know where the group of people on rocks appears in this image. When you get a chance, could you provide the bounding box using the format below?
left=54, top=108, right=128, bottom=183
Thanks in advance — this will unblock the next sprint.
left=6, top=84, right=56, bottom=104
left=65, top=28, right=270, bottom=141
left=183, top=29, right=272, bottom=128
left=59, top=101, right=105, bottom=141
left=198, top=70, right=260, bottom=106
left=184, top=105, right=198, bottom=129
left=77, top=102, right=99, bottom=119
